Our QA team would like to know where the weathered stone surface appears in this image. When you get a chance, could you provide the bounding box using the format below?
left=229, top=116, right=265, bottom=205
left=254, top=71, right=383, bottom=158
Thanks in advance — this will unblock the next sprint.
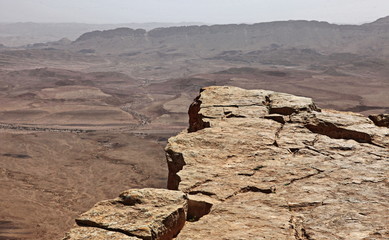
left=66, top=86, right=388, bottom=240
left=187, top=86, right=318, bottom=132
left=268, top=92, right=320, bottom=115
left=75, top=188, right=188, bottom=240
left=177, top=193, right=295, bottom=240
left=166, top=86, right=389, bottom=240
left=303, top=110, right=389, bottom=147
left=63, top=227, right=141, bottom=240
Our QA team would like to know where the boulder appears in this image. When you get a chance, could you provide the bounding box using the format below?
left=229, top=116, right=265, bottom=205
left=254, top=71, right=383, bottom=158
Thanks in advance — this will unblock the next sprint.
left=369, top=113, right=389, bottom=127
left=75, top=188, right=188, bottom=240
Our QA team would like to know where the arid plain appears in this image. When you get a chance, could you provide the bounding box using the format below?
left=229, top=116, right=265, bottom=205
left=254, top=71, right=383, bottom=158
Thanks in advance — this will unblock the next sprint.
left=0, top=17, right=389, bottom=239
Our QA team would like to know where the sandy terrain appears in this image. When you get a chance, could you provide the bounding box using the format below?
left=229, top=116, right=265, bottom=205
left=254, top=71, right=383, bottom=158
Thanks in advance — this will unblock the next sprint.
left=1, top=59, right=388, bottom=240
left=0, top=130, right=167, bottom=240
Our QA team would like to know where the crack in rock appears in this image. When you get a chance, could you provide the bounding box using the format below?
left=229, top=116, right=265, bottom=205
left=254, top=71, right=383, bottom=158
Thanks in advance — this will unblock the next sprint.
left=290, top=216, right=314, bottom=240
left=286, top=168, right=324, bottom=186
left=225, top=186, right=276, bottom=200
left=305, top=121, right=372, bottom=144
left=287, top=201, right=325, bottom=212
left=166, top=149, right=186, bottom=190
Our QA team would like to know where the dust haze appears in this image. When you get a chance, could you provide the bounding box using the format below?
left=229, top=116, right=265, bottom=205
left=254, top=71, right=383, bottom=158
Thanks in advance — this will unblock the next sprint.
left=1, top=0, right=389, bottom=24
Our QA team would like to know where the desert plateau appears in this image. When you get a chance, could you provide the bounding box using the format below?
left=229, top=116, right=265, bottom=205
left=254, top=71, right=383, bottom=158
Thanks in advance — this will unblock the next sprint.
left=0, top=12, right=388, bottom=240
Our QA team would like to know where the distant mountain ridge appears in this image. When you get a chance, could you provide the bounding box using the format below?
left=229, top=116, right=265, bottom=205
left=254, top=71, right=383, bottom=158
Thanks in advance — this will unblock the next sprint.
left=0, top=22, right=204, bottom=47
left=67, top=17, right=389, bottom=58
left=75, top=28, right=147, bottom=42
left=367, top=16, right=389, bottom=26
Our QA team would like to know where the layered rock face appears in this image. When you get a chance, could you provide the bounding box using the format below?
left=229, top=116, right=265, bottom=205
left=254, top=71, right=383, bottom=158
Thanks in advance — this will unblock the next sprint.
left=64, top=86, right=389, bottom=240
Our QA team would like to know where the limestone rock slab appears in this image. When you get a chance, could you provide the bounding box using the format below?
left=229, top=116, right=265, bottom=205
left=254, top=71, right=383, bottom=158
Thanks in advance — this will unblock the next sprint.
left=166, top=86, right=389, bottom=240
left=75, top=188, right=188, bottom=240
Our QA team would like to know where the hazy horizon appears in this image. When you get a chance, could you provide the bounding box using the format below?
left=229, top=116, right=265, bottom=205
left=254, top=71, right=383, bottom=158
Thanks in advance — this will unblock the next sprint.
left=0, top=0, right=388, bottom=25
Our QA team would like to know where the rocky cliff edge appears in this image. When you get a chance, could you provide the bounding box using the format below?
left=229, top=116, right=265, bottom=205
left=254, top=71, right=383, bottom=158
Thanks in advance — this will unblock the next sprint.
left=64, top=86, right=389, bottom=240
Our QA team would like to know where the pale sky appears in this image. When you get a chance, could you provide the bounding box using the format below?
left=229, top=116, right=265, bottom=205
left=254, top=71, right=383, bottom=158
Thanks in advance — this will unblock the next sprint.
left=0, top=0, right=388, bottom=24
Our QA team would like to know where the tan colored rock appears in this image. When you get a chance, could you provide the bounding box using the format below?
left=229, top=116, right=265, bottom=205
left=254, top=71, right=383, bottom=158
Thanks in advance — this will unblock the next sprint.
left=166, top=86, right=389, bottom=240
left=177, top=193, right=295, bottom=240
left=63, top=227, right=141, bottom=240
left=303, top=110, right=389, bottom=147
left=187, top=86, right=319, bottom=132
left=268, top=92, right=320, bottom=115
left=187, top=86, right=272, bottom=132
left=75, top=188, right=188, bottom=240
left=194, top=86, right=273, bottom=108
left=65, top=86, right=388, bottom=240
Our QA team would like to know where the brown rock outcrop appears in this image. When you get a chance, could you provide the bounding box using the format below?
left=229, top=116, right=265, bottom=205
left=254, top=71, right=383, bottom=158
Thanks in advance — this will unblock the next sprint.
left=65, top=86, right=389, bottom=240
left=167, top=86, right=389, bottom=239
left=369, top=113, right=389, bottom=127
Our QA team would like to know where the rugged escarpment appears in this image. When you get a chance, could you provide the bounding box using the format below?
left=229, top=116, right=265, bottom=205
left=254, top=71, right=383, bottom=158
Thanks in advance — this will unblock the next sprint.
left=64, top=86, right=389, bottom=240
left=67, top=19, right=389, bottom=58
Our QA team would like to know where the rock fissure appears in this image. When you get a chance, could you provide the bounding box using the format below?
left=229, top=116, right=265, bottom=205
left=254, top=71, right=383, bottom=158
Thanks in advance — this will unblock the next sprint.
left=237, top=172, right=255, bottom=176
left=240, top=185, right=276, bottom=194
left=166, top=149, right=186, bottom=190
left=273, top=123, right=285, bottom=148
left=202, top=103, right=262, bottom=108
left=286, top=168, right=324, bottom=186
left=224, top=185, right=276, bottom=201
left=310, top=135, right=320, bottom=147
left=265, top=114, right=286, bottom=124
left=290, top=216, right=314, bottom=240
left=184, top=179, right=212, bottom=193
left=367, top=152, right=388, bottom=158
left=287, top=201, right=326, bottom=212
left=305, top=121, right=372, bottom=143
left=188, top=190, right=216, bottom=197
left=304, top=145, right=335, bottom=159
left=74, top=222, right=145, bottom=240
